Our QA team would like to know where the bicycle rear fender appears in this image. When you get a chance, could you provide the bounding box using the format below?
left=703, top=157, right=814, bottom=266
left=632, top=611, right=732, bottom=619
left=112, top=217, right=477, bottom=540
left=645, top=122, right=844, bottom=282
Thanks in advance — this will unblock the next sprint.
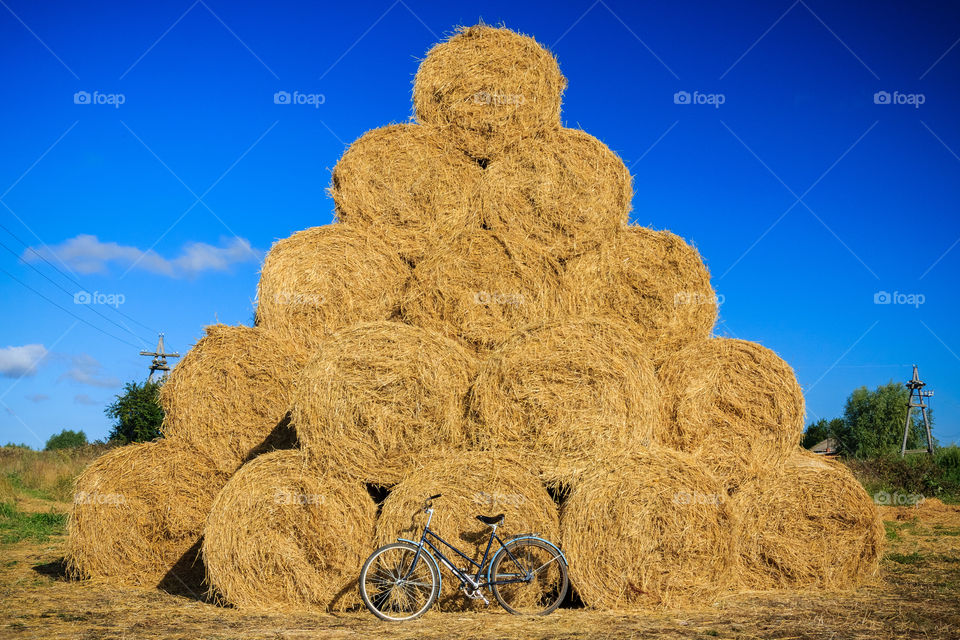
left=486, top=535, right=567, bottom=585
left=398, top=537, right=442, bottom=593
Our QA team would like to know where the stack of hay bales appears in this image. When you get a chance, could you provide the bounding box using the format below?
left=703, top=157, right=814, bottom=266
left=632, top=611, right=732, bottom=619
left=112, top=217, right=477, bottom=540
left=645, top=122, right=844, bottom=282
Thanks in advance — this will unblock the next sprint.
left=67, top=24, right=883, bottom=611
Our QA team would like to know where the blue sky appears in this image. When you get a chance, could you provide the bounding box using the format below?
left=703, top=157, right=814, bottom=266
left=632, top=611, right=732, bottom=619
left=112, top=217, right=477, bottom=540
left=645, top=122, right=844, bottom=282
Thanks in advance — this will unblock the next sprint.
left=1, top=0, right=958, bottom=446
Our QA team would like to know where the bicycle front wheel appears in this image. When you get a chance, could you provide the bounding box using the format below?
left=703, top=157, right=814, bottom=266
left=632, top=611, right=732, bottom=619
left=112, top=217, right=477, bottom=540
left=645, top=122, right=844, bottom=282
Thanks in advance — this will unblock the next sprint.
left=490, top=539, right=568, bottom=615
left=359, top=542, right=439, bottom=621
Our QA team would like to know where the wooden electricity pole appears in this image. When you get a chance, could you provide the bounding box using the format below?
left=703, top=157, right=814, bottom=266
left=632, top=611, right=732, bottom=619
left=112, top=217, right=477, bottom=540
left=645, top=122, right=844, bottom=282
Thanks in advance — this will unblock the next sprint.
left=900, top=365, right=934, bottom=457
left=140, top=333, right=180, bottom=382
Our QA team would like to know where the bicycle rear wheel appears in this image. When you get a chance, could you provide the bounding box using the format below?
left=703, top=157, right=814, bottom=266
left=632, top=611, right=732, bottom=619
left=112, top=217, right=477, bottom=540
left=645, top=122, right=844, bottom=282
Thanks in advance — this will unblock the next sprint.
left=359, top=542, right=439, bottom=621
left=489, top=539, right=568, bottom=615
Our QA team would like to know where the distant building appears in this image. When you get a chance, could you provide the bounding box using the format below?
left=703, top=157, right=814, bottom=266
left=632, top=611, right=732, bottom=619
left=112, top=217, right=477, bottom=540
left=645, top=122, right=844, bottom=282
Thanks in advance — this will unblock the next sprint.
left=809, top=437, right=839, bottom=455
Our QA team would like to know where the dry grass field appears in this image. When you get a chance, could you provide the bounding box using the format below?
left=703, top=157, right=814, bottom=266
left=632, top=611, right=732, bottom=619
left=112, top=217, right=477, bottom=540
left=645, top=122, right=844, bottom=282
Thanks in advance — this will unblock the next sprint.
left=2, top=481, right=959, bottom=640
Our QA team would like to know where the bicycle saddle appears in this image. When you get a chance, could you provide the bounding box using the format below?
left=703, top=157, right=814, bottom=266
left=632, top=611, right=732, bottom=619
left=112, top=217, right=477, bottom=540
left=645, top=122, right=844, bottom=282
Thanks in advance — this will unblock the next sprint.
left=476, top=514, right=504, bottom=526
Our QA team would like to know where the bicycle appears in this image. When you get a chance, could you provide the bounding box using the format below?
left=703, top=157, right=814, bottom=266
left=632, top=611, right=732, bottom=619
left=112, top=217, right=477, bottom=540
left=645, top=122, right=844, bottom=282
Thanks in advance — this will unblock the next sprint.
left=359, top=493, right=569, bottom=621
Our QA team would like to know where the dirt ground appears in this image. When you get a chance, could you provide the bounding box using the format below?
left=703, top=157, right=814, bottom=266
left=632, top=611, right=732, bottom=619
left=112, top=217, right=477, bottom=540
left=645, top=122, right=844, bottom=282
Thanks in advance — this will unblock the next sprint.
left=2, top=499, right=959, bottom=640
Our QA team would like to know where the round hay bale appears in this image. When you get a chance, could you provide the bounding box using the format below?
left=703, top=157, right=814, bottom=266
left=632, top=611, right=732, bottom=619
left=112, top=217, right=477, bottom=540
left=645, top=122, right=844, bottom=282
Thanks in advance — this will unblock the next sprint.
left=484, top=128, right=632, bottom=261
left=560, top=446, right=732, bottom=609
left=414, top=24, right=566, bottom=160
left=291, top=321, right=478, bottom=485
left=563, top=225, right=716, bottom=365
left=330, top=124, right=484, bottom=264
left=469, top=318, right=659, bottom=485
left=256, top=224, right=410, bottom=349
left=66, top=439, right=229, bottom=589
left=656, top=338, right=805, bottom=488
left=731, top=450, right=884, bottom=589
left=374, top=452, right=560, bottom=610
left=159, top=324, right=307, bottom=474
left=400, top=230, right=562, bottom=353
left=203, top=449, right=376, bottom=611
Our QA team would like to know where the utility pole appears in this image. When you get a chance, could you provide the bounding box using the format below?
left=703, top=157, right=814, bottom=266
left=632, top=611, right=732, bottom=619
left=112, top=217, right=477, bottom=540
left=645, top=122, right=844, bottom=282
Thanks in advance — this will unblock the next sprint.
left=900, top=365, right=934, bottom=457
left=140, top=333, right=180, bottom=382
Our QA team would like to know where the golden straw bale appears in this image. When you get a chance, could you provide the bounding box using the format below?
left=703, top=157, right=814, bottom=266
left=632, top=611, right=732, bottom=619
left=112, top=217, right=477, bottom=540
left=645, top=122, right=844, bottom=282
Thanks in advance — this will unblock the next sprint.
left=469, top=318, right=659, bottom=485
left=256, top=225, right=410, bottom=349
left=374, top=452, right=560, bottom=610
left=560, top=446, right=732, bottom=609
left=414, top=24, right=566, bottom=160
left=291, top=321, right=478, bottom=485
left=483, top=128, right=632, bottom=260
left=563, top=225, right=716, bottom=365
left=330, top=124, right=484, bottom=264
left=400, top=230, right=562, bottom=353
left=66, top=439, right=229, bottom=589
left=203, top=450, right=376, bottom=611
left=159, top=325, right=306, bottom=473
left=731, top=450, right=884, bottom=589
left=656, top=338, right=805, bottom=488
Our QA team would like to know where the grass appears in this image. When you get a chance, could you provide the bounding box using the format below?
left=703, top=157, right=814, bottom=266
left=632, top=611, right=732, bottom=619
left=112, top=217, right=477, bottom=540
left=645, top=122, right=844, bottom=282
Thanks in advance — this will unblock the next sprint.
left=844, top=446, right=960, bottom=504
left=0, top=444, right=109, bottom=503
left=0, top=502, right=66, bottom=544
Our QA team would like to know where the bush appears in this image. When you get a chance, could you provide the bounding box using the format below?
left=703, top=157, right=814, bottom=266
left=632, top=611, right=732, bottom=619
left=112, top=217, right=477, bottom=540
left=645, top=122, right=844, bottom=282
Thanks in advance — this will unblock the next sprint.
left=845, top=446, right=960, bottom=503
left=105, top=380, right=165, bottom=444
left=44, top=429, right=88, bottom=451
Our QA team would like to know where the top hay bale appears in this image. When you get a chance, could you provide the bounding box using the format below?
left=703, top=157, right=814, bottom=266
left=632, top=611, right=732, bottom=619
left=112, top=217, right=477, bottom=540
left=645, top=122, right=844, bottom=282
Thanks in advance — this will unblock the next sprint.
left=656, top=338, right=805, bottom=488
left=256, top=225, right=410, bottom=350
left=414, top=24, right=566, bottom=160
left=160, top=324, right=306, bottom=473
left=484, top=128, right=632, bottom=261
left=330, top=124, right=484, bottom=264
left=563, top=225, right=716, bottom=365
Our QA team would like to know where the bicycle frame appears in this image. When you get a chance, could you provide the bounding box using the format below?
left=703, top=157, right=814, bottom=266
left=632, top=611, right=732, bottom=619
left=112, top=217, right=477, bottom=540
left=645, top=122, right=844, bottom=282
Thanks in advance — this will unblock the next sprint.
left=400, top=506, right=532, bottom=591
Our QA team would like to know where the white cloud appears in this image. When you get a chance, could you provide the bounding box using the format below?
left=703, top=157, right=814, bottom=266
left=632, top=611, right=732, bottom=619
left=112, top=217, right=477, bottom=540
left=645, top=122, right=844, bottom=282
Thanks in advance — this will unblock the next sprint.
left=0, top=344, right=47, bottom=378
left=24, top=234, right=263, bottom=278
left=26, top=393, right=49, bottom=403
left=74, top=394, right=99, bottom=406
left=59, top=353, right=120, bottom=388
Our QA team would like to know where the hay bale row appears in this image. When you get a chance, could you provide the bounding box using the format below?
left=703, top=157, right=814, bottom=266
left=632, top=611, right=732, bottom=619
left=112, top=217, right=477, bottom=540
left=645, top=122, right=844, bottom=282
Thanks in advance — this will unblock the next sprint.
left=66, top=439, right=229, bottom=590
left=291, top=321, right=478, bottom=485
left=159, top=324, right=306, bottom=474
left=203, top=450, right=375, bottom=611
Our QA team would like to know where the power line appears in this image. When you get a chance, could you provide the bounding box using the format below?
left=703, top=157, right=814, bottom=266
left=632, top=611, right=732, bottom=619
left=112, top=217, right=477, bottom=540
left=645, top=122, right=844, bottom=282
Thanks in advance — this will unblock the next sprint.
left=0, top=237, right=149, bottom=346
left=0, top=265, right=141, bottom=348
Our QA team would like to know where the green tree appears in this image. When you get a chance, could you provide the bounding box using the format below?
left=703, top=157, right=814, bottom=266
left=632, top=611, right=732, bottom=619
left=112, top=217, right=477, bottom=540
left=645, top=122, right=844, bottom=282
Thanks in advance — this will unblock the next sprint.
left=840, top=380, right=934, bottom=458
left=44, top=429, right=87, bottom=450
left=105, top=380, right=165, bottom=444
